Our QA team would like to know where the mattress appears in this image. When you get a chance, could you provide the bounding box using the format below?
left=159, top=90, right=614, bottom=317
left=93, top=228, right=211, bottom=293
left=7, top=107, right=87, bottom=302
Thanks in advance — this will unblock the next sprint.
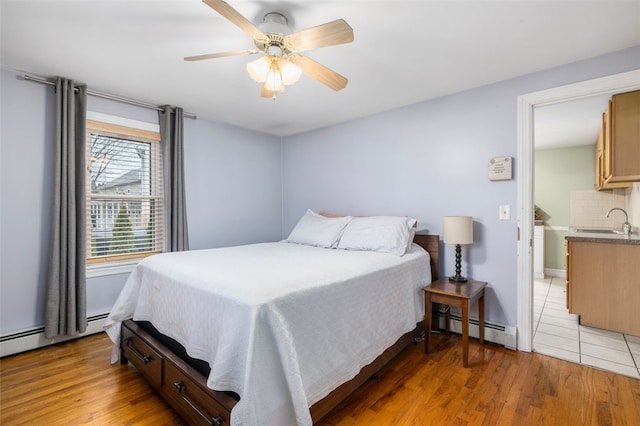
left=104, top=241, right=431, bottom=426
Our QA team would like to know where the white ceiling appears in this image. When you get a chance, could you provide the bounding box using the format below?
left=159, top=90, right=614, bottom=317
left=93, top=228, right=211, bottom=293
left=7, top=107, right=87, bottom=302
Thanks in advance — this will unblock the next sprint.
left=534, top=94, right=612, bottom=150
left=1, top=0, right=639, bottom=141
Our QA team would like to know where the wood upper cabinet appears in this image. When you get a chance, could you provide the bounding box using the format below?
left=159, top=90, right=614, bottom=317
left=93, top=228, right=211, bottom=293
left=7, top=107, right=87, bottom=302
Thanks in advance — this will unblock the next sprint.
left=595, top=114, right=602, bottom=189
left=600, top=90, right=640, bottom=187
left=596, top=108, right=630, bottom=190
left=593, top=112, right=627, bottom=190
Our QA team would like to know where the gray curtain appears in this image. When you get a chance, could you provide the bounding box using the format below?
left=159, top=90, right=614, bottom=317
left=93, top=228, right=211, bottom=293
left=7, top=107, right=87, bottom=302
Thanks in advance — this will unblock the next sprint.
left=45, top=78, right=88, bottom=338
left=159, top=106, right=189, bottom=252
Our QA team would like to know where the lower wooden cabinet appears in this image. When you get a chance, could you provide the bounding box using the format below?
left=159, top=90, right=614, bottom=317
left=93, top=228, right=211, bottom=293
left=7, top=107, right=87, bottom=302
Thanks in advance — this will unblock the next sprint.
left=566, top=239, right=640, bottom=335
left=121, top=321, right=237, bottom=426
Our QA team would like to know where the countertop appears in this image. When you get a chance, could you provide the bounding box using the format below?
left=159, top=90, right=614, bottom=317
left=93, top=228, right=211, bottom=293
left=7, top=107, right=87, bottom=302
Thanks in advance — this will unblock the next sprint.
left=565, top=228, right=640, bottom=245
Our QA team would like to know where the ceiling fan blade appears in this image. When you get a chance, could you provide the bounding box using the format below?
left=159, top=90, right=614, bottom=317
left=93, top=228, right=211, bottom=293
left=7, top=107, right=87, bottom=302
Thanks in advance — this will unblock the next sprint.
left=285, top=19, right=354, bottom=52
left=291, top=55, right=348, bottom=91
left=203, top=0, right=267, bottom=40
left=184, top=49, right=259, bottom=61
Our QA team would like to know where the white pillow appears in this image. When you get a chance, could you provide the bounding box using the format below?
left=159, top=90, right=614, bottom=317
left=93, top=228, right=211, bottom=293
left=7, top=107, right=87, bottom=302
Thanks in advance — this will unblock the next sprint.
left=337, top=216, right=418, bottom=256
left=287, top=209, right=352, bottom=248
left=406, top=221, right=418, bottom=253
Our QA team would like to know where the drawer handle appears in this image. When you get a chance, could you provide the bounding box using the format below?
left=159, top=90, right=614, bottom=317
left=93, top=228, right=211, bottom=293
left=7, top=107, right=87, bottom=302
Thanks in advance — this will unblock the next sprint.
left=174, top=381, right=224, bottom=426
left=123, top=337, right=152, bottom=364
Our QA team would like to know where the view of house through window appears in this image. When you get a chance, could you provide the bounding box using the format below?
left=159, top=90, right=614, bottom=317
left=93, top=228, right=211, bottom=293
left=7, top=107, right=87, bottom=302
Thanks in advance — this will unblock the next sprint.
left=86, top=119, right=163, bottom=263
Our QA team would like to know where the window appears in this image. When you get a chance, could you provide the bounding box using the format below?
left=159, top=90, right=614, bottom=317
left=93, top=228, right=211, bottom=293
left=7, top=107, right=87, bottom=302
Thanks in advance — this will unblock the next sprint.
left=86, top=118, right=163, bottom=264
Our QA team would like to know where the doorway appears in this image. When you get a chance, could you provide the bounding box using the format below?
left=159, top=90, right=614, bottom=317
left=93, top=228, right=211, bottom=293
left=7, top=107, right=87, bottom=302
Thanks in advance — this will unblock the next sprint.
left=516, top=69, right=640, bottom=352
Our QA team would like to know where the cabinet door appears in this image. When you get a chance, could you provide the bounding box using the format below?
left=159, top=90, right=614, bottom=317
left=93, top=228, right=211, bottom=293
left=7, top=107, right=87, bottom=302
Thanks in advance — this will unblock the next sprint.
left=607, top=90, right=640, bottom=183
left=603, top=100, right=613, bottom=181
left=568, top=241, right=640, bottom=335
left=595, top=114, right=604, bottom=189
left=534, top=225, right=544, bottom=279
left=565, top=241, right=571, bottom=311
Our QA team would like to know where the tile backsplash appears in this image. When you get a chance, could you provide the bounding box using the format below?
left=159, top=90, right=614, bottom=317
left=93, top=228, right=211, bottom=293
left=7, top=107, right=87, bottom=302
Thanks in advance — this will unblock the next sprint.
left=570, top=189, right=628, bottom=228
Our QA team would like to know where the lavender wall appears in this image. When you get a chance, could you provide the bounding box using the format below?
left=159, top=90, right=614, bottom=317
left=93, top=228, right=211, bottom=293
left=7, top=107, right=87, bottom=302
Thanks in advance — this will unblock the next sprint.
left=0, top=68, right=282, bottom=334
left=182, top=118, right=282, bottom=250
left=282, top=46, right=640, bottom=327
left=2, top=46, right=639, bottom=336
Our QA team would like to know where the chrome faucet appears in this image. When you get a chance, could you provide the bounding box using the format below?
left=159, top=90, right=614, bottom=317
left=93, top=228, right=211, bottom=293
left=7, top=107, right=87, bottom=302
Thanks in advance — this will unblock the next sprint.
left=606, top=208, right=632, bottom=235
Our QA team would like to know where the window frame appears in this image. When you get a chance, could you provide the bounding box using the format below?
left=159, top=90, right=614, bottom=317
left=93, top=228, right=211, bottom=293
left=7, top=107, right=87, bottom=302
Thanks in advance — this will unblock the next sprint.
left=85, top=114, right=163, bottom=277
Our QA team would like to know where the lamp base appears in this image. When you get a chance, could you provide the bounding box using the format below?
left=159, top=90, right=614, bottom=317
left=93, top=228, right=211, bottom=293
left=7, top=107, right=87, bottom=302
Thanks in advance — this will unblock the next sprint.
left=449, top=244, right=468, bottom=283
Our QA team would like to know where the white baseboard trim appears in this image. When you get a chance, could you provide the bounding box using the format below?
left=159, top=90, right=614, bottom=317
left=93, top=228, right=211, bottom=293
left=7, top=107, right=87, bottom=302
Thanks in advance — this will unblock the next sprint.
left=0, top=314, right=108, bottom=358
left=544, top=268, right=566, bottom=279
left=436, top=312, right=517, bottom=350
left=2, top=312, right=518, bottom=357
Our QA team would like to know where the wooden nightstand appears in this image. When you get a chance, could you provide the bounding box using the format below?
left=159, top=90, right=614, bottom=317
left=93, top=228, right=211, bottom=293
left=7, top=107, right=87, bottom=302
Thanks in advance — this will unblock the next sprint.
left=423, top=278, right=487, bottom=367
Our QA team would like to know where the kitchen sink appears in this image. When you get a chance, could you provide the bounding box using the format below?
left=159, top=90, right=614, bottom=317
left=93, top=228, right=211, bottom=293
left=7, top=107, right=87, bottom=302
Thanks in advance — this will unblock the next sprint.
left=574, top=228, right=626, bottom=234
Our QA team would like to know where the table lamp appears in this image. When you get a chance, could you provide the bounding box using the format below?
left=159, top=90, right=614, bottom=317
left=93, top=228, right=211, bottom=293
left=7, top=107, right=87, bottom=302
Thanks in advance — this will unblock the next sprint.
left=444, top=216, right=474, bottom=282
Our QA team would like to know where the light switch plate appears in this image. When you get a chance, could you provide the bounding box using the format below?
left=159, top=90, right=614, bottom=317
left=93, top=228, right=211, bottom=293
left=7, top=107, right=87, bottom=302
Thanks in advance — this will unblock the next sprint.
left=500, top=205, right=511, bottom=220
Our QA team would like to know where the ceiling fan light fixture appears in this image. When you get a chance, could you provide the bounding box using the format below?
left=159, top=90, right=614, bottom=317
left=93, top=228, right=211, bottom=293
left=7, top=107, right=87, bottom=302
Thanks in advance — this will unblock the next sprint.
left=246, top=56, right=271, bottom=83
left=264, top=62, right=284, bottom=92
left=266, top=44, right=284, bottom=57
left=186, top=1, right=354, bottom=98
left=249, top=55, right=297, bottom=94
left=279, top=59, right=302, bottom=86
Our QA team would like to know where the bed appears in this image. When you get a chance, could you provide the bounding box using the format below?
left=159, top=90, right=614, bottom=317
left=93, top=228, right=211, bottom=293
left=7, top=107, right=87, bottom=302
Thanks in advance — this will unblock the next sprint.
left=105, top=212, right=440, bottom=426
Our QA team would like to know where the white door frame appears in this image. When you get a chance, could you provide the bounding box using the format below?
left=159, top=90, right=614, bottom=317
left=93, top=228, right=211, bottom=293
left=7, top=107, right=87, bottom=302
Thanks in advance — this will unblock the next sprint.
left=516, top=69, right=640, bottom=352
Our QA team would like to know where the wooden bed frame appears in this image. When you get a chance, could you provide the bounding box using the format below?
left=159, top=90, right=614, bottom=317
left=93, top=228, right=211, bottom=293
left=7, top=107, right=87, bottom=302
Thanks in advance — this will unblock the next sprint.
left=120, top=234, right=440, bottom=425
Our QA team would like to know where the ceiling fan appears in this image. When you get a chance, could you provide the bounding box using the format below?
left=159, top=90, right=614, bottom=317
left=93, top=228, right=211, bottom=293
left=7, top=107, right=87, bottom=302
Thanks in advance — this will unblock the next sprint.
left=185, top=0, right=354, bottom=98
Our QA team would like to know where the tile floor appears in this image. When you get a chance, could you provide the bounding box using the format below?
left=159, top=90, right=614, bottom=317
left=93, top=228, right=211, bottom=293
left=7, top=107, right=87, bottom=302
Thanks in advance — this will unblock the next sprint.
left=533, top=276, right=640, bottom=379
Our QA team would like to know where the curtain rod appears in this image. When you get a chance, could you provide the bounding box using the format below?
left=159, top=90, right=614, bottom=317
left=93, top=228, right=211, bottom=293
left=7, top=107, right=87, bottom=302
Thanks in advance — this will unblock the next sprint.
left=21, top=74, right=197, bottom=120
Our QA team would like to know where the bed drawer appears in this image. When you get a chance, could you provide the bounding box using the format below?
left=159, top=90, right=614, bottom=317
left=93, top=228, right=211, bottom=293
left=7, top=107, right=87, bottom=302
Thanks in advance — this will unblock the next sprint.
left=163, top=360, right=231, bottom=426
left=121, top=323, right=163, bottom=389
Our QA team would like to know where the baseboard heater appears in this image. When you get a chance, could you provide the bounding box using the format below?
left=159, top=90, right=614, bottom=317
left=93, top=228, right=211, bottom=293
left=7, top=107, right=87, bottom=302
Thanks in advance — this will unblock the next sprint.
left=437, top=311, right=517, bottom=350
left=0, top=314, right=108, bottom=358
left=1, top=310, right=517, bottom=357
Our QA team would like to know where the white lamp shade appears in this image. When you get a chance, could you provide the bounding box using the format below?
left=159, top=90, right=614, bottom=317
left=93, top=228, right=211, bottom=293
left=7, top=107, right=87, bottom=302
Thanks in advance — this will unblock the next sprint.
left=443, top=216, right=473, bottom=245
left=278, top=59, right=302, bottom=86
left=264, top=67, right=284, bottom=92
left=246, top=56, right=271, bottom=83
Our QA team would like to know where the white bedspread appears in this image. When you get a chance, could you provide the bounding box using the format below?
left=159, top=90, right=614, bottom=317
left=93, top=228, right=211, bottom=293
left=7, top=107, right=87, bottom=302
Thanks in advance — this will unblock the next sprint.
left=104, top=242, right=430, bottom=426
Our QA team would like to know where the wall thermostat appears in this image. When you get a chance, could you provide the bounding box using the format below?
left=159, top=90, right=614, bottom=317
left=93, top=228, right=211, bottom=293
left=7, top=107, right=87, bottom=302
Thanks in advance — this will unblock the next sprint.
left=488, top=157, right=513, bottom=181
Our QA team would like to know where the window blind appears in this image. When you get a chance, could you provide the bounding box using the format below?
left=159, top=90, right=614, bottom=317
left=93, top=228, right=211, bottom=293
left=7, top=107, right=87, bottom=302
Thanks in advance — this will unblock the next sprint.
left=86, top=121, right=164, bottom=262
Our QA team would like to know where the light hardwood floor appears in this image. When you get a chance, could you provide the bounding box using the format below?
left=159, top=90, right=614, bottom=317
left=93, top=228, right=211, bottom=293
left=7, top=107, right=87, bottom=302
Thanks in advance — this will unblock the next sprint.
left=1, top=331, right=639, bottom=425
